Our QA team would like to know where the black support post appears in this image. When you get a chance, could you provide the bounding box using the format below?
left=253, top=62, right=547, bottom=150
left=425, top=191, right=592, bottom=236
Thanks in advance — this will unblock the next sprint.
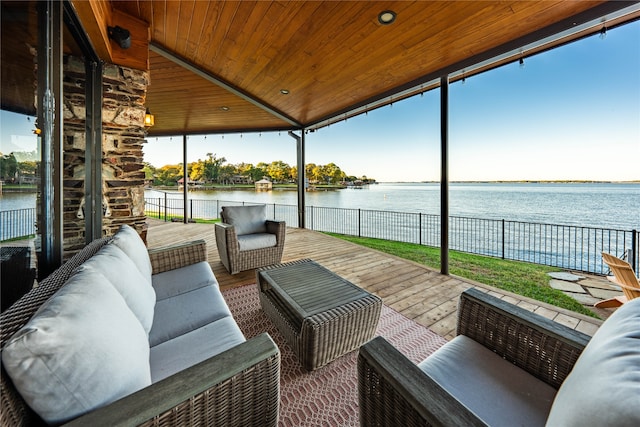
left=290, top=130, right=306, bottom=229
left=440, top=75, right=450, bottom=275
left=183, top=135, right=188, bottom=223
left=85, top=60, right=103, bottom=243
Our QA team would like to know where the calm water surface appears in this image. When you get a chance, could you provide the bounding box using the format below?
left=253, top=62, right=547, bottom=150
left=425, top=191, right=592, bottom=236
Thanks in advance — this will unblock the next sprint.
left=146, top=182, right=639, bottom=231
left=3, top=183, right=638, bottom=231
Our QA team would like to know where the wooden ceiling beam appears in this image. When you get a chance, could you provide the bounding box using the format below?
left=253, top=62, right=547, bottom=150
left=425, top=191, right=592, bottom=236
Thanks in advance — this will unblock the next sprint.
left=149, top=42, right=303, bottom=129
left=70, top=0, right=149, bottom=71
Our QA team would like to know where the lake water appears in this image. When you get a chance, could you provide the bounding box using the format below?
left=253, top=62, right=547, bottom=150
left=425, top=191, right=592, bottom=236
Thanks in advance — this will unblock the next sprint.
left=3, top=182, right=639, bottom=231
left=145, top=182, right=639, bottom=231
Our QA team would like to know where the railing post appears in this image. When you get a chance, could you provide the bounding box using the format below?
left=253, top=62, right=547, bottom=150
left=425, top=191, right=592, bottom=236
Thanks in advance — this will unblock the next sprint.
left=501, top=219, right=505, bottom=259
left=419, top=213, right=422, bottom=245
left=358, top=209, right=361, bottom=238
left=633, top=229, right=638, bottom=276
left=164, top=193, right=167, bottom=222
left=190, top=199, right=193, bottom=220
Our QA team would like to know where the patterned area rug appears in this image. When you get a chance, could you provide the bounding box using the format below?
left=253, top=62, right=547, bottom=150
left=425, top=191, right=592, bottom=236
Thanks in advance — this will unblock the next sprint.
left=222, top=284, right=448, bottom=427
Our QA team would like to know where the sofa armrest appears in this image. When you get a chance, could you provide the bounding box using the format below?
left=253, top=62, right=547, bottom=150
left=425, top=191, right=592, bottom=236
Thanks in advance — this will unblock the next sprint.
left=358, top=336, right=487, bottom=427
left=64, top=333, right=280, bottom=427
left=457, top=288, right=591, bottom=389
left=148, top=240, right=207, bottom=274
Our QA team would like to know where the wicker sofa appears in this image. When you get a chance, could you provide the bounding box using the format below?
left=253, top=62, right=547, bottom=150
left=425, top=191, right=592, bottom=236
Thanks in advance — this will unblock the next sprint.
left=215, top=204, right=286, bottom=275
left=1, top=225, right=280, bottom=426
left=359, top=287, right=640, bottom=427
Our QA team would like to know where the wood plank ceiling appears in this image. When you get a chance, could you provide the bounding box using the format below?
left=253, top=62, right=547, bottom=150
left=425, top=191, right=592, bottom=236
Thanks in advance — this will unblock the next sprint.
left=4, top=1, right=639, bottom=136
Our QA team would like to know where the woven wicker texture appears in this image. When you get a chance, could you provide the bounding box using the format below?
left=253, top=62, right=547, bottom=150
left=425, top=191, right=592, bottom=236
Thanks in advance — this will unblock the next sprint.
left=357, top=288, right=592, bottom=426
left=148, top=239, right=207, bottom=274
left=222, top=284, right=447, bottom=426
left=456, top=289, right=589, bottom=389
left=257, top=259, right=382, bottom=371
left=138, top=354, right=280, bottom=427
left=215, top=220, right=286, bottom=275
left=1, top=239, right=280, bottom=427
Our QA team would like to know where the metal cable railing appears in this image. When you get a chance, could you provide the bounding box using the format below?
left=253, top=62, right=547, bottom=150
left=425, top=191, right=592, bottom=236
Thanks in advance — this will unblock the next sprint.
left=2, top=199, right=637, bottom=277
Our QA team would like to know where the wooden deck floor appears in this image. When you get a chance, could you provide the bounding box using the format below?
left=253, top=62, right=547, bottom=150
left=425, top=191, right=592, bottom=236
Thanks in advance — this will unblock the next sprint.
left=146, top=219, right=602, bottom=340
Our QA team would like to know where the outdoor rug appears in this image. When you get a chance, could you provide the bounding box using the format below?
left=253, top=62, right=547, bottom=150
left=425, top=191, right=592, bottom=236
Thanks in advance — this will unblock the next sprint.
left=222, top=284, right=449, bottom=426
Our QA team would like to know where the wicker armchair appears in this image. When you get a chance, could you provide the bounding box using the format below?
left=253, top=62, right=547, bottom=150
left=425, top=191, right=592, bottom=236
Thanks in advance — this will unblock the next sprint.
left=1, top=237, right=280, bottom=427
left=358, top=288, right=592, bottom=427
left=215, top=205, right=286, bottom=274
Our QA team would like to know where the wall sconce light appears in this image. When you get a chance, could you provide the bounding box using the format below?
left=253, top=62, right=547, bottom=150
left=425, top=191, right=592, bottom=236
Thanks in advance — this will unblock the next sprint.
left=144, top=108, right=155, bottom=127
left=108, top=25, right=131, bottom=49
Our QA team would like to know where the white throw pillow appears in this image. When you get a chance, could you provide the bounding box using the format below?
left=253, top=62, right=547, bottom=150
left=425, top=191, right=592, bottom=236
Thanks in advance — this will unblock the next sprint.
left=221, top=205, right=267, bottom=235
left=79, top=244, right=156, bottom=334
left=110, top=224, right=153, bottom=284
left=545, top=297, right=640, bottom=427
left=1, top=268, right=151, bottom=425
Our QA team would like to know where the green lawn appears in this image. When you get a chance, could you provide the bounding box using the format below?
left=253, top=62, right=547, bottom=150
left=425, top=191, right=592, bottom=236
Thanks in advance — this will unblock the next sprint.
left=326, top=233, right=598, bottom=318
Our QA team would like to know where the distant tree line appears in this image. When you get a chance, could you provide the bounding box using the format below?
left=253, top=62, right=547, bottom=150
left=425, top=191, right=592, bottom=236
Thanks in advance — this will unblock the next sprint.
left=143, top=153, right=375, bottom=187
left=0, top=153, right=37, bottom=184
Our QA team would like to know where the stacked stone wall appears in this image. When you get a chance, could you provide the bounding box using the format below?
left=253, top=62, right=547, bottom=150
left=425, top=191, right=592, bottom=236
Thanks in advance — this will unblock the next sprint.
left=62, top=56, right=149, bottom=256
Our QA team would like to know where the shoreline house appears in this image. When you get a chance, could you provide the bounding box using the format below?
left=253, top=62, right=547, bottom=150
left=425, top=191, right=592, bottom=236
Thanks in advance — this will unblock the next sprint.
left=177, top=177, right=203, bottom=190
left=255, top=178, right=273, bottom=191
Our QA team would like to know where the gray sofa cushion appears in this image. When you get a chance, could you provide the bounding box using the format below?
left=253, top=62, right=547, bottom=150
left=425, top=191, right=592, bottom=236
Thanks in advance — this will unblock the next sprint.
left=152, top=261, right=218, bottom=301
left=221, top=205, right=267, bottom=235
left=150, top=316, right=245, bottom=382
left=1, top=268, right=151, bottom=425
left=418, top=335, right=556, bottom=427
left=79, top=243, right=156, bottom=334
left=149, top=272, right=232, bottom=347
left=545, top=297, right=640, bottom=427
left=238, top=233, right=277, bottom=251
left=110, top=224, right=153, bottom=284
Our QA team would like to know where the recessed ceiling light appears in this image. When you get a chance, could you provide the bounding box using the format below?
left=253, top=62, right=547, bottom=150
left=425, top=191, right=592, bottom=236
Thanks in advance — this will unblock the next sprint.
left=280, top=89, right=290, bottom=95
left=378, top=10, right=396, bottom=25
left=220, top=106, right=230, bottom=111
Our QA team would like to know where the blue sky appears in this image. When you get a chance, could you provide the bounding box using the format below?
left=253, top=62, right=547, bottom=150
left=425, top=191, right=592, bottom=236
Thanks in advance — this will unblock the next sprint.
left=2, top=21, right=639, bottom=182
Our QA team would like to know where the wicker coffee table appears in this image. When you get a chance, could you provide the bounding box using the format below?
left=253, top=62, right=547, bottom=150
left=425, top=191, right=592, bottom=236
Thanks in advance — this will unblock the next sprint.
left=257, top=259, right=382, bottom=371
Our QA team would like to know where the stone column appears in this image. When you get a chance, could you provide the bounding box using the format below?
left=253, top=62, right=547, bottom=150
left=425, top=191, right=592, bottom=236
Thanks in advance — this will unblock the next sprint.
left=62, top=55, right=149, bottom=256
